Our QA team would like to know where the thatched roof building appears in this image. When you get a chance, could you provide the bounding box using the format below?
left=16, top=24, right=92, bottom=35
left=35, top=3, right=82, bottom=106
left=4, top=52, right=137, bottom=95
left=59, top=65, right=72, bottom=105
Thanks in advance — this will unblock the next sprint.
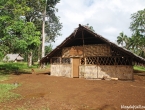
left=40, top=24, right=145, bottom=80
left=3, top=54, right=24, bottom=62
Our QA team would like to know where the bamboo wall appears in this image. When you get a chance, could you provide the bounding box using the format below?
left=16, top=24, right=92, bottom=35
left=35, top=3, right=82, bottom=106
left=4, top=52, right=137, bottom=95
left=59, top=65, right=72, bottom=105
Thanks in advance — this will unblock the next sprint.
left=51, top=64, right=133, bottom=79
left=62, top=44, right=111, bottom=57
left=51, top=65, right=71, bottom=77
left=50, top=44, right=133, bottom=80
left=79, top=65, right=133, bottom=79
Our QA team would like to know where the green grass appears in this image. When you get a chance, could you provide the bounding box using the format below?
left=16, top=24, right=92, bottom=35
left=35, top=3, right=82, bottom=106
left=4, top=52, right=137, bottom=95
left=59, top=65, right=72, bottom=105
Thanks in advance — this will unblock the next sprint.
left=134, top=65, right=145, bottom=72
left=0, top=83, right=20, bottom=102
left=0, top=62, right=38, bottom=70
left=0, top=74, right=9, bottom=81
left=0, top=62, right=39, bottom=74
left=14, top=107, right=50, bottom=110
left=0, top=62, right=50, bottom=106
left=0, top=73, right=20, bottom=103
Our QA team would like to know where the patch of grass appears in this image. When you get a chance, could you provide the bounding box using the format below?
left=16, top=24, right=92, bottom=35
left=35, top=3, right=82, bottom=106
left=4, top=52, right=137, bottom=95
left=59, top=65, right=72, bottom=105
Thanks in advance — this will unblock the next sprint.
left=15, top=106, right=26, bottom=110
left=0, top=62, right=39, bottom=74
left=134, top=65, right=145, bottom=72
left=0, top=75, right=9, bottom=81
left=0, top=62, right=50, bottom=75
left=0, top=83, right=21, bottom=102
left=14, top=107, right=50, bottom=110
left=0, top=62, right=38, bottom=69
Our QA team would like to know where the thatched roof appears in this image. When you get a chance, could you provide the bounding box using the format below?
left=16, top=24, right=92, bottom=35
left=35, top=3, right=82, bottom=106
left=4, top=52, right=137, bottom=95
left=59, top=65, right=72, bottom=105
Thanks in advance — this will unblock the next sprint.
left=3, top=54, right=24, bottom=62
left=40, top=24, right=145, bottom=65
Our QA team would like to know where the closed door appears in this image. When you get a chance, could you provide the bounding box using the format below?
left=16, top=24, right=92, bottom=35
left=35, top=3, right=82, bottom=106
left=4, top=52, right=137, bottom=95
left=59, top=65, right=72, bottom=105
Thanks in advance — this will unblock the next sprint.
left=72, top=58, right=80, bottom=78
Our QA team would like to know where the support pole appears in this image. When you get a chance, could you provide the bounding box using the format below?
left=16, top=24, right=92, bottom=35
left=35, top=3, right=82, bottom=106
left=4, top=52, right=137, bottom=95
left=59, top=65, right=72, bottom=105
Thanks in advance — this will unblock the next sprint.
left=82, top=29, right=85, bottom=58
left=82, top=28, right=85, bottom=78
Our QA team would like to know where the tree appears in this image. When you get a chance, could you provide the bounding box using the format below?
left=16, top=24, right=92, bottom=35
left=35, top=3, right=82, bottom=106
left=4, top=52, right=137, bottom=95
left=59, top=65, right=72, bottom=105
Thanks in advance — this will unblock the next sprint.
left=0, top=0, right=31, bottom=57
left=21, top=22, right=41, bottom=66
left=4, top=19, right=41, bottom=66
left=0, top=1, right=40, bottom=66
left=45, top=44, right=53, bottom=55
left=24, top=0, right=62, bottom=58
left=0, top=45, right=9, bottom=61
left=129, top=8, right=145, bottom=57
left=116, top=9, right=145, bottom=58
left=85, top=24, right=95, bottom=32
left=117, top=31, right=145, bottom=57
left=0, top=0, right=62, bottom=66
left=117, top=32, right=129, bottom=48
left=128, top=31, right=145, bottom=57
left=41, top=0, right=46, bottom=58
left=130, top=8, right=145, bottom=36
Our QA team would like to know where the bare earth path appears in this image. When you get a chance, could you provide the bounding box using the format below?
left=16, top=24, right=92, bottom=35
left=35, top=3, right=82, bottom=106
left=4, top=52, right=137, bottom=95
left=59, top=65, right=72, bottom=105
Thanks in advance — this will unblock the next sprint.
left=0, top=73, right=145, bottom=110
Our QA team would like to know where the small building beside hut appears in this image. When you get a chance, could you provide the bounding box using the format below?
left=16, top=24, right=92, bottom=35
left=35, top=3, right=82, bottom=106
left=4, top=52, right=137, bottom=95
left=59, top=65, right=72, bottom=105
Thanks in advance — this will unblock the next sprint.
left=3, top=54, right=24, bottom=62
left=40, top=24, right=145, bottom=80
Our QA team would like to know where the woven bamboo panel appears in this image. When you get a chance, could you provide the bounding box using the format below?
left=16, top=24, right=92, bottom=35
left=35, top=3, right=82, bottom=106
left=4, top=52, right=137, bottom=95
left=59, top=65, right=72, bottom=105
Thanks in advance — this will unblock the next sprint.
left=62, top=44, right=111, bottom=57
left=51, top=65, right=72, bottom=77
left=69, top=46, right=83, bottom=56
left=62, top=47, right=71, bottom=57
left=79, top=66, right=97, bottom=78
left=79, top=65, right=133, bottom=79
left=84, top=44, right=110, bottom=56
left=97, top=65, right=133, bottom=79
left=97, top=66, right=116, bottom=78
left=116, top=66, right=133, bottom=79
left=62, top=46, right=83, bottom=57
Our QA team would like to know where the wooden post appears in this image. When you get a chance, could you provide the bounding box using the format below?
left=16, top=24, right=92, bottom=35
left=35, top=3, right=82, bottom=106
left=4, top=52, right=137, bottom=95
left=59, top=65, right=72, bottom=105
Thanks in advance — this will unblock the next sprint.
left=115, top=57, right=116, bottom=65
left=50, top=58, right=52, bottom=64
left=97, top=57, right=99, bottom=78
left=85, top=57, right=86, bottom=65
left=82, top=29, right=85, bottom=78
left=60, top=57, right=62, bottom=64
left=82, top=29, right=85, bottom=58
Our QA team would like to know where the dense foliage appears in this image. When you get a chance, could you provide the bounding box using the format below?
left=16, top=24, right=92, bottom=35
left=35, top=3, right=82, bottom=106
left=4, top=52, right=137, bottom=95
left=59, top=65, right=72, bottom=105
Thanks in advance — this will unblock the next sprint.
left=117, top=8, right=145, bottom=58
left=0, top=0, right=62, bottom=66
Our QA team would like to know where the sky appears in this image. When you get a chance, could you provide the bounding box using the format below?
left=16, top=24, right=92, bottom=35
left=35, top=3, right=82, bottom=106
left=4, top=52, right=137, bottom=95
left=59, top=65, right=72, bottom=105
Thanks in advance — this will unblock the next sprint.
left=51, top=0, right=145, bottom=48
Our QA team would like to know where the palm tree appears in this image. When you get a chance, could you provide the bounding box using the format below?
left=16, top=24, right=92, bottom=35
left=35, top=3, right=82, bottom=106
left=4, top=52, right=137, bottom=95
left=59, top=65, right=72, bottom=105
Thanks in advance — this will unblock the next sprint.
left=127, top=30, right=145, bottom=58
left=117, top=32, right=128, bottom=48
left=127, top=35, right=139, bottom=53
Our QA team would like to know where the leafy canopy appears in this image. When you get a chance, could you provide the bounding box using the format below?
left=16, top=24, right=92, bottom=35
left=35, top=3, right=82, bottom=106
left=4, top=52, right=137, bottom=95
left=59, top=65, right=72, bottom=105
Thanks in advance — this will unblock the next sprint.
left=0, top=0, right=62, bottom=63
left=117, top=8, right=145, bottom=58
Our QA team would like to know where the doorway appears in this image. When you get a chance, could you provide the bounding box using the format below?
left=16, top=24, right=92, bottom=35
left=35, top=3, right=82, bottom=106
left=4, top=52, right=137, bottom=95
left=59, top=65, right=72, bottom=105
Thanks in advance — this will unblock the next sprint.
left=72, top=58, right=80, bottom=78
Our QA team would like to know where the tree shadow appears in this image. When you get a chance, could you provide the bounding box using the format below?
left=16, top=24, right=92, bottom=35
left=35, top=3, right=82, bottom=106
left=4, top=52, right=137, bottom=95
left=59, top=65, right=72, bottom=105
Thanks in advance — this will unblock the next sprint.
left=36, top=72, right=51, bottom=75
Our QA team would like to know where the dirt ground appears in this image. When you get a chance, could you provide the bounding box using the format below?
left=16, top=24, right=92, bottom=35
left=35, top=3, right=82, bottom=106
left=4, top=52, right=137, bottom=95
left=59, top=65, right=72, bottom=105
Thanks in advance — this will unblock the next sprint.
left=0, top=71, right=145, bottom=110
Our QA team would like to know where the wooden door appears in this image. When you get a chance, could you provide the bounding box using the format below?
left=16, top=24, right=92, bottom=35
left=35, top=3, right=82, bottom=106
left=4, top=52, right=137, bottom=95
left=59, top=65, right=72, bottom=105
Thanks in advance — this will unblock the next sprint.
left=72, top=58, right=80, bottom=78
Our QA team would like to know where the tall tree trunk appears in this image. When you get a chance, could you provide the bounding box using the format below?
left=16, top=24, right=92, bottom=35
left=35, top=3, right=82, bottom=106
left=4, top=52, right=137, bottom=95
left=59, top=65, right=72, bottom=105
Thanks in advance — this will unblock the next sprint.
left=28, top=51, right=33, bottom=67
left=37, top=44, right=41, bottom=62
left=41, top=1, right=47, bottom=58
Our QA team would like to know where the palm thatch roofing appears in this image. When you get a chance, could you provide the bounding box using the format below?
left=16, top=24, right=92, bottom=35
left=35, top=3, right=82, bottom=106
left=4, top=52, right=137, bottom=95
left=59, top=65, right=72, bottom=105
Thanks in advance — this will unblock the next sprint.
left=40, top=24, right=145, bottom=65
left=3, top=54, right=24, bottom=62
